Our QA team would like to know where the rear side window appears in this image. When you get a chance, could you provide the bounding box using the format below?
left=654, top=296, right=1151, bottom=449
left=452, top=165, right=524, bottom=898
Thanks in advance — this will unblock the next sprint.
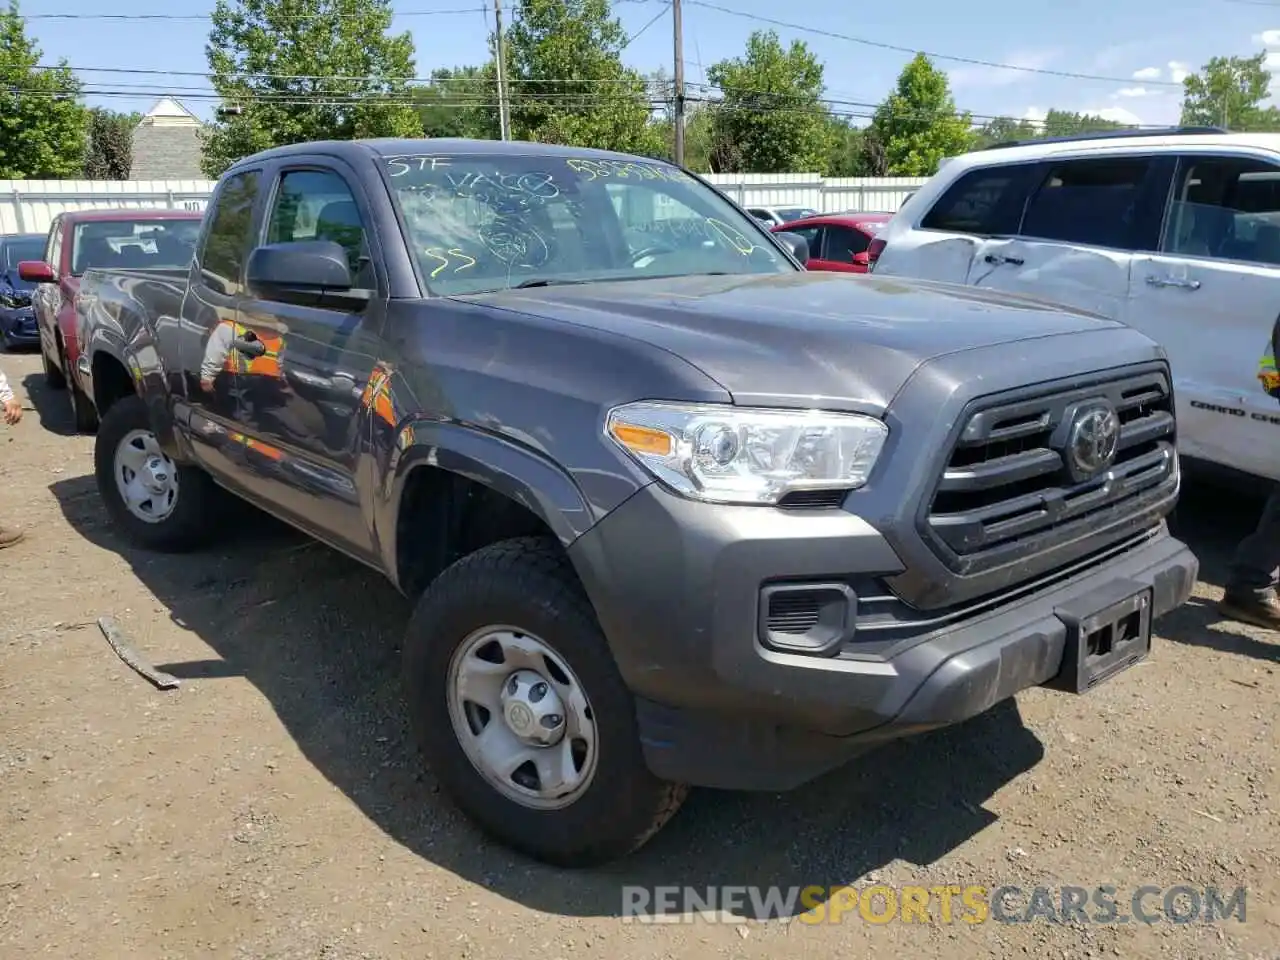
left=1020, top=157, right=1152, bottom=249
left=920, top=166, right=1035, bottom=235
left=199, top=170, right=261, bottom=295
left=825, top=225, right=871, bottom=260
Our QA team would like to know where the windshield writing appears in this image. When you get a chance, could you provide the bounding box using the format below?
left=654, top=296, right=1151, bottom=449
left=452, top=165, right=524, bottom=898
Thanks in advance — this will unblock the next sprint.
left=383, top=154, right=791, bottom=294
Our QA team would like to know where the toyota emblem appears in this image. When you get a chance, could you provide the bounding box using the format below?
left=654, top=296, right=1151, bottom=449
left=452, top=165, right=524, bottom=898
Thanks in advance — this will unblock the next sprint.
left=1065, top=404, right=1120, bottom=480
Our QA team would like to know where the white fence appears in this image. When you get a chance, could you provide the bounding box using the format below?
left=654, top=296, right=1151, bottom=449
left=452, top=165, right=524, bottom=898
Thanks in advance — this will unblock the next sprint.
left=704, top=174, right=927, bottom=214
left=0, top=174, right=929, bottom=235
left=0, top=180, right=215, bottom=235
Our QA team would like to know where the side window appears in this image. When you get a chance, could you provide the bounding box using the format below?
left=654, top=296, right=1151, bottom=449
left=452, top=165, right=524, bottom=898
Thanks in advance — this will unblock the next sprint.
left=199, top=170, right=261, bottom=295
left=920, top=165, right=1035, bottom=235
left=268, top=169, right=373, bottom=286
left=1161, top=155, right=1280, bottom=266
left=786, top=226, right=823, bottom=257
left=824, top=226, right=870, bottom=261
left=1020, top=157, right=1153, bottom=249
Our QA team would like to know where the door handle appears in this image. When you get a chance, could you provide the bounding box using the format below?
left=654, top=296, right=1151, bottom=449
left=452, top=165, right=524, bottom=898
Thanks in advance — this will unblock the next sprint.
left=983, top=254, right=1024, bottom=266
left=230, top=336, right=267, bottom=357
left=1145, top=275, right=1201, bottom=290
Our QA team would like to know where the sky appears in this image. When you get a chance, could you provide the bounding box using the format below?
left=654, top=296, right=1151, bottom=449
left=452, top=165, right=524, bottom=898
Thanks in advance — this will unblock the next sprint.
left=26, top=0, right=1280, bottom=129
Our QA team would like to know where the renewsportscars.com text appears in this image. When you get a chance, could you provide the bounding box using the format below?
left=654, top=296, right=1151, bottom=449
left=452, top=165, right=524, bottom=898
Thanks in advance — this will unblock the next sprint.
left=620, top=884, right=1247, bottom=924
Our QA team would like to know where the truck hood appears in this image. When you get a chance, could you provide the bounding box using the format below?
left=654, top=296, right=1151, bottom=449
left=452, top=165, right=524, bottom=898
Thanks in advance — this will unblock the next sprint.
left=465, top=271, right=1126, bottom=412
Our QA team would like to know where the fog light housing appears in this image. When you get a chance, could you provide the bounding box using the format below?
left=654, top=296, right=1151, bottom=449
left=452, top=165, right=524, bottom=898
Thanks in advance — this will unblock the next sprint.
left=758, top=582, right=856, bottom=656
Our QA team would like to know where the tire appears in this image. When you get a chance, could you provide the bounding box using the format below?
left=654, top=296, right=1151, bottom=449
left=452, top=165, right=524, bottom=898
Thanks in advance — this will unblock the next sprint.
left=94, top=394, right=224, bottom=551
left=402, top=535, right=689, bottom=867
left=42, top=341, right=66, bottom=390
left=62, top=341, right=98, bottom=433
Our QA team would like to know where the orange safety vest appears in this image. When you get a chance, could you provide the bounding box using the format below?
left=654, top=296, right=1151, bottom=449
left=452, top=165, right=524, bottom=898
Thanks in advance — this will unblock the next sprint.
left=230, top=431, right=284, bottom=461
left=362, top=365, right=396, bottom=427
left=217, top=319, right=284, bottom=378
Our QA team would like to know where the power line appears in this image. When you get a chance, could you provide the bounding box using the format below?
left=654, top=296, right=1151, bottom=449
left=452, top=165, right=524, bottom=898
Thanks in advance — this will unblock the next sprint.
left=620, top=2, right=671, bottom=50
left=682, top=0, right=1184, bottom=88
left=25, top=6, right=487, bottom=20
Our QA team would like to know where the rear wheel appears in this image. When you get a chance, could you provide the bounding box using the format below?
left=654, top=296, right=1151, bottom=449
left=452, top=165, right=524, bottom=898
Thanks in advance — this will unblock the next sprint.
left=61, top=341, right=97, bottom=433
left=42, top=340, right=65, bottom=390
left=402, top=536, right=688, bottom=867
left=94, top=394, right=223, bottom=551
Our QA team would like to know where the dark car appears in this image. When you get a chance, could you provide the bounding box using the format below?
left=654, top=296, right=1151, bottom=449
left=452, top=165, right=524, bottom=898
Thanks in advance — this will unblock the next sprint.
left=72, top=138, right=1196, bottom=867
left=0, top=233, right=48, bottom=349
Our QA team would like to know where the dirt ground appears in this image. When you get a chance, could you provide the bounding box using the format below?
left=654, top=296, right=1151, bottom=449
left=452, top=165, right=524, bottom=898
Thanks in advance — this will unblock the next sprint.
left=1, top=347, right=1277, bottom=960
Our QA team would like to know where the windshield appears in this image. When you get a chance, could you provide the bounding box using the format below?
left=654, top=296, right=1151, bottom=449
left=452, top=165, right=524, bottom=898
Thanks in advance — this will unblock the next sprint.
left=777, top=207, right=818, bottom=222
left=382, top=153, right=793, bottom=294
left=71, top=219, right=202, bottom=275
left=5, top=238, right=45, bottom=287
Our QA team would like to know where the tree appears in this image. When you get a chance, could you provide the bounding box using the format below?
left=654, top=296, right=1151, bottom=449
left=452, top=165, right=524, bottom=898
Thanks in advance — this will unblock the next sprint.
left=414, top=65, right=499, bottom=140
left=1037, top=108, right=1123, bottom=138
left=705, top=30, right=832, bottom=173
left=82, top=108, right=139, bottom=179
left=973, top=115, right=1039, bottom=148
left=0, top=1, right=88, bottom=178
left=201, top=0, right=421, bottom=178
left=1181, top=52, right=1280, bottom=131
left=824, top=117, right=868, bottom=177
left=505, top=0, right=660, bottom=154
left=868, top=53, right=973, bottom=176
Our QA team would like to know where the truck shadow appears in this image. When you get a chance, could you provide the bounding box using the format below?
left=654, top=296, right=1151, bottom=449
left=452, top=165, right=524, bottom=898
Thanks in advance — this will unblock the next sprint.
left=49, top=471, right=1046, bottom=919
left=21, top=370, right=80, bottom=438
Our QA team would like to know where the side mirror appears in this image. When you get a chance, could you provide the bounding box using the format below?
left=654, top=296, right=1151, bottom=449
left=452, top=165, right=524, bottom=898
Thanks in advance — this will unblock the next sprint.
left=775, top=231, right=809, bottom=265
left=245, top=240, right=367, bottom=308
left=18, top=260, right=54, bottom=283
left=852, top=251, right=870, bottom=267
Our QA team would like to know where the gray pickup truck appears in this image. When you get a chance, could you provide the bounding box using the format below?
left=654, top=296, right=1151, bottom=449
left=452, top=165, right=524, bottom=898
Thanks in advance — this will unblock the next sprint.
left=63, top=138, right=1197, bottom=867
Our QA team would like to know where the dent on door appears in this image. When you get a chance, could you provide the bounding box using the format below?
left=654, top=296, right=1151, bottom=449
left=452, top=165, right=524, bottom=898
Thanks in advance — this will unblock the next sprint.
left=966, top=239, right=1131, bottom=319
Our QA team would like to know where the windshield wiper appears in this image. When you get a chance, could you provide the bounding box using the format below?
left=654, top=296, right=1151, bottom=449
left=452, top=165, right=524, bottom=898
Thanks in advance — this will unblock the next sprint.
left=512, top=278, right=588, bottom=289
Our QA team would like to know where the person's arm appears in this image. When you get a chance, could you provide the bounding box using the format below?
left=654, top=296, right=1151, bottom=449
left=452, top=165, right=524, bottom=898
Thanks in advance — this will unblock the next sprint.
left=199, top=322, right=234, bottom=385
left=0, top=368, right=12, bottom=405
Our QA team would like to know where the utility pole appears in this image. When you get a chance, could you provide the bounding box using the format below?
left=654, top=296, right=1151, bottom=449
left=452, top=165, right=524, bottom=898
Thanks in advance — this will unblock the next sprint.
left=672, top=0, right=685, bottom=166
left=493, top=0, right=512, bottom=140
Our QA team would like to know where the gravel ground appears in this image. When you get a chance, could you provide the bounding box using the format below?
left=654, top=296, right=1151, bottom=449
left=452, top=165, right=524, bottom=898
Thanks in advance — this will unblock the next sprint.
left=0, top=347, right=1277, bottom=959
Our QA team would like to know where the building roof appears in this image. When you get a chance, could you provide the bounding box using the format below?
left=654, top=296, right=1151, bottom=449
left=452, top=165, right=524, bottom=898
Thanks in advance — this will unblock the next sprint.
left=130, top=98, right=205, bottom=180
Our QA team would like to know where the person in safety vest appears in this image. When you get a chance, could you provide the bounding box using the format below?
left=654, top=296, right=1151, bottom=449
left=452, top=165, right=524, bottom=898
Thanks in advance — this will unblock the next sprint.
left=200, top=318, right=285, bottom=391
left=1218, top=312, right=1280, bottom=629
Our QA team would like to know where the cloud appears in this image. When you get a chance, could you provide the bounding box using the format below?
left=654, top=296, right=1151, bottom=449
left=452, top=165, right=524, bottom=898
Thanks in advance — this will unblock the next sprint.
left=1132, top=66, right=1162, bottom=81
left=1021, top=106, right=1047, bottom=123
left=1094, top=106, right=1144, bottom=125
left=1168, top=61, right=1191, bottom=83
left=1254, top=29, right=1280, bottom=46
left=1115, top=86, right=1155, bottom=98
left=1267, top=51, right=1280, bottom=73
left=949, top=49, right=1061, bottom=89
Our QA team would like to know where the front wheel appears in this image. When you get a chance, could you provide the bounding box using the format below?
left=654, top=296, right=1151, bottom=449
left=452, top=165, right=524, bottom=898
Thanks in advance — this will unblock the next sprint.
left=402, top=536, right=688, bottom=867
left=94, top=394, right=224, bottom=551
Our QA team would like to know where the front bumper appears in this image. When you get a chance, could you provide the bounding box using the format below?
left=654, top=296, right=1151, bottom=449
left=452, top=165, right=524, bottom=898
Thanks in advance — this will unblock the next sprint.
left=568, top=483, right=1197, bottom=791
left=1, top=309, right=37, bottom=346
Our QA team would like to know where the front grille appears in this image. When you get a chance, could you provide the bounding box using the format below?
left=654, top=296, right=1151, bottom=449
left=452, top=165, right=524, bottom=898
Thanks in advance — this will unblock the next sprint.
left=922, top=366, right=1176, bottom=573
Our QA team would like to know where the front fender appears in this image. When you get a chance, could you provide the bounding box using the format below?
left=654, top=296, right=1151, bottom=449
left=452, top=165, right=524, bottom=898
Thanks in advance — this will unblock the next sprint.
left=377, top=419, right=598, bottom=582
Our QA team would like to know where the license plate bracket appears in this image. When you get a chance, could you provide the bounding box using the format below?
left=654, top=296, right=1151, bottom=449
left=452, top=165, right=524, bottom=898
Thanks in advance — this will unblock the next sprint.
left=1047, top=579, right=1152, bottom=694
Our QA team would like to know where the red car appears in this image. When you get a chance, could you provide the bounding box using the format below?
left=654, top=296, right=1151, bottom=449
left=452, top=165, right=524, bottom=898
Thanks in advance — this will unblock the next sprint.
left=770, top=212, right=892, bottom=273
left=19, top=209, right=203, bottom=431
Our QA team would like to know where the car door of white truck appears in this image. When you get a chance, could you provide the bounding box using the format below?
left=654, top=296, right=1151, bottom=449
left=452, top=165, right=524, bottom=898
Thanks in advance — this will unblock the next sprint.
left=1125, top=153, right=1280, bottom=482
left=963, top=155, right=1173, bottom=321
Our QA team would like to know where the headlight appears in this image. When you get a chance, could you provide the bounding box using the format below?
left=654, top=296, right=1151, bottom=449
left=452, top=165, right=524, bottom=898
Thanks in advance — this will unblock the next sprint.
left=605, top=401, right=888, bottom=505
